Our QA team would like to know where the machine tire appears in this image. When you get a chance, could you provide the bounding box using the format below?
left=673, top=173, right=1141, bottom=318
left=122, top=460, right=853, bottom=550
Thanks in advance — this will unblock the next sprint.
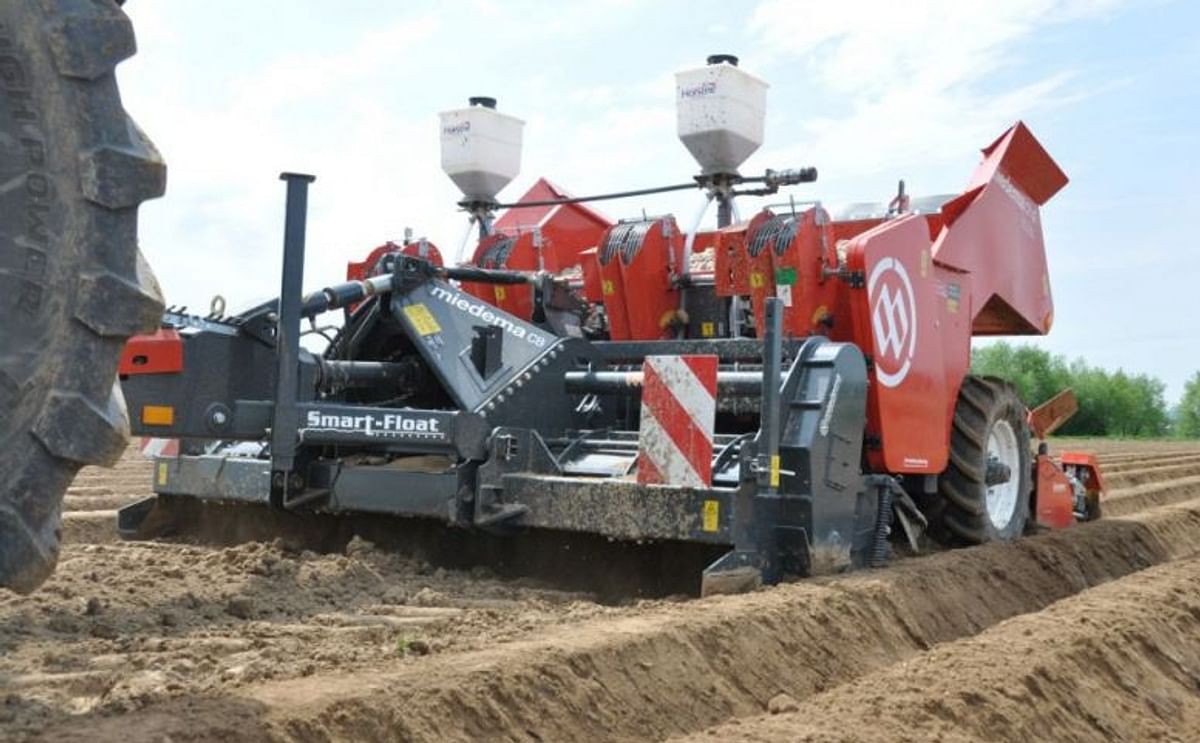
left=932, top=376, right=1031, bottom=544
left=0, top=1, right=164, bottom=593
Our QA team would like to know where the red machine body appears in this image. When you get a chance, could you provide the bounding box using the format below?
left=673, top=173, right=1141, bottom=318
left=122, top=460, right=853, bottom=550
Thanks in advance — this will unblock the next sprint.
left=935, top=124, right=1063, bottom=335
left=579, top=247, right=604, bottom=302
left=464, top=231, right=539, bottom=318
left=597, top=216, right=685, bottom=341
left=347, top=239, right=443, bottom=282
left=1035, top=453, right=1077, bottom=528
left=492, top=178, right=612, bottom=264
left=844, top=122, right=1066, bottom=474
left=462, top=178, right=612, bottom=321
left=744, top=207, right=842, bottom=338
left=843, top=215, right=975, bottom=472
left=1027, top=387, right=1080, bottom=440
left=714, top=211, right=772, bottom=297
left=1061, top=452, right=1106, bottom=492
left=1035, top=450, right=1105, bottom=528
left=1027, top=390, right=1105, bottom=528
left=118, top=328, right=184, bottom=376
left=691, top=123, right=1066, bottom=475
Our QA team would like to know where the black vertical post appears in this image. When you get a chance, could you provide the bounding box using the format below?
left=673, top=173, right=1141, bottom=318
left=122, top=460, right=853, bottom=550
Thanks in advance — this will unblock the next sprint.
left=699, top=296, right=785, bottom=595
left=716, top=191, right=733, bottom=228
left=759, top=297, right=783, bottom=495
left=271, top=172, right=316, bottom=496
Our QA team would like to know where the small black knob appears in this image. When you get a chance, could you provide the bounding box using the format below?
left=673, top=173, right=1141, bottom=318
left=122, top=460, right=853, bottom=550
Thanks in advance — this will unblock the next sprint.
left=468, top=96, right=497, bottom=109
left=706, top=54, right=739, bottom=67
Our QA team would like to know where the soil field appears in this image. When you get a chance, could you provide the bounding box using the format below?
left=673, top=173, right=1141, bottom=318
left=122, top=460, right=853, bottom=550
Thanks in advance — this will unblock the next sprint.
left=2, top=440, right=1199, bottom=742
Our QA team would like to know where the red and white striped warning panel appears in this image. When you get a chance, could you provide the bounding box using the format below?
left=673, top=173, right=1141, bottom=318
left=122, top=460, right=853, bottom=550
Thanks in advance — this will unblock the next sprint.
left=139, top=437, right=179, bottom=459
left=637, top=355, right=717, bottom=488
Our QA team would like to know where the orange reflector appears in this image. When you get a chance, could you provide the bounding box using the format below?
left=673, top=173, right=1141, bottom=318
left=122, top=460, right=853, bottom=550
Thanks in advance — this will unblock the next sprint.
left=141, top=405, right=175, bottom=426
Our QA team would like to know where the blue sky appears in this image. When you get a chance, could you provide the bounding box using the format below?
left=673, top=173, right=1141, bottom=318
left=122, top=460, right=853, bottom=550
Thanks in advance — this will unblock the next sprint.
left=118, top=0, right=1198, bottom=402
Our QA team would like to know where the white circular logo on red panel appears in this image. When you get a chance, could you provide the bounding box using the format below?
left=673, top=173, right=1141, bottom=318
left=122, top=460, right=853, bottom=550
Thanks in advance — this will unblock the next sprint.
left=868, top=257, right=917, bottom=388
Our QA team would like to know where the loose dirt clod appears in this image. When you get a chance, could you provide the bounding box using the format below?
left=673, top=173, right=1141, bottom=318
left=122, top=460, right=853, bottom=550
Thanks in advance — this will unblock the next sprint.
left=766, top=693, right=799, bottom=714
left=225, top=597, right=256, bottom=619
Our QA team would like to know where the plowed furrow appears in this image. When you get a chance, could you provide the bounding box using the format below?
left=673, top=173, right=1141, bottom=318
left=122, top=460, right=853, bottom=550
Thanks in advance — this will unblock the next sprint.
left=37, top=497, right=1200, bottom=742
left=681, top=555, right=1200, bottom=742
left=1103, top=461, right=1200, bottom=489
left=1103, top=475, right=1200, bottom=517
left=1097, top=453, right=1200, bottom=473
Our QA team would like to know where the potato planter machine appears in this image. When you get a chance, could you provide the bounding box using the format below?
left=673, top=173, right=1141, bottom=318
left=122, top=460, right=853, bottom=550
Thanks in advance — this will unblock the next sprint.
left=116, top=56, right=1102, bottom=595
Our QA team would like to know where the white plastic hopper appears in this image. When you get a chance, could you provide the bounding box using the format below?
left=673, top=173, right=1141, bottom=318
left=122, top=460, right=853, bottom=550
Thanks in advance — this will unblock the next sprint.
left=676, top=55, right=768, bottom=176
left=439, top=97, right=524, bottom=203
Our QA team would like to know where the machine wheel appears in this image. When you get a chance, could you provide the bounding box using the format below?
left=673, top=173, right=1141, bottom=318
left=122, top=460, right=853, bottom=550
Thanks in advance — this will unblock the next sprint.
left=933, top=376, right=1031, bottom=544
left=0, top=1, right=164, bottom=593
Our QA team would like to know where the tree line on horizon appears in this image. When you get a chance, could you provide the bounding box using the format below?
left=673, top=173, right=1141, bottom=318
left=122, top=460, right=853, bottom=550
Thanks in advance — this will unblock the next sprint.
left=970, top=343, right=1200, bottom=439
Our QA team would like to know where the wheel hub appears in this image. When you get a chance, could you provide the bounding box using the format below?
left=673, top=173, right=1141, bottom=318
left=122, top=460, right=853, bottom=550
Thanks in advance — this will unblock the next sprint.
left=985, top=419, right=1021, bottom=530
left=984, top=456, right=1012, bottom=486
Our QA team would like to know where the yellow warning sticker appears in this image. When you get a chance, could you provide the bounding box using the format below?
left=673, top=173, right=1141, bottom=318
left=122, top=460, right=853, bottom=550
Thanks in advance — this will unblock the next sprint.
left=157, top=462, right=168, bottom=487
left=403, top=303, right=442, bottom=336
left=749, top=272, right=766, bottom=289
left=494, top=286, right=507, bottom=302
left=770, top=455, right=781, bottom=488
left=702, top=500, right=719, bottom=532
left=701, top=321, right=715, bottom=338
left=602, top=279, right=615, bottom=296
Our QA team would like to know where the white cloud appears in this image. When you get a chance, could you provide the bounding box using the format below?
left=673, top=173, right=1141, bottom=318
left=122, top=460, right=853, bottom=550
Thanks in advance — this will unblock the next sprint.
left=119, top=9, right=454, bottom=313
left=748, top=0, right=1128, bottom=191
left=749, top=0, right=1123, bottom=94
left=223, top=17, right=442, bottom=115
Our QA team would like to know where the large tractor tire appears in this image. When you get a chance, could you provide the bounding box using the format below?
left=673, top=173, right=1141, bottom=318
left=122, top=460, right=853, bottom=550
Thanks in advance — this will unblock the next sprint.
left=0, top=0, right=164, bottom=593
left=932, top=376, right=1032, bottom=544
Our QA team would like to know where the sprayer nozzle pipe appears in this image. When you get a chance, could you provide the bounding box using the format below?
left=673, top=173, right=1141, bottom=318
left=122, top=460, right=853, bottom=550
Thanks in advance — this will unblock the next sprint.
left=762, top=167, right=818, bottom=186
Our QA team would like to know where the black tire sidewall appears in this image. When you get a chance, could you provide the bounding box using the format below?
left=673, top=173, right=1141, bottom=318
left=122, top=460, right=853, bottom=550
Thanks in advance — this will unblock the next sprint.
left=0, top=7, right=84, bottom=450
